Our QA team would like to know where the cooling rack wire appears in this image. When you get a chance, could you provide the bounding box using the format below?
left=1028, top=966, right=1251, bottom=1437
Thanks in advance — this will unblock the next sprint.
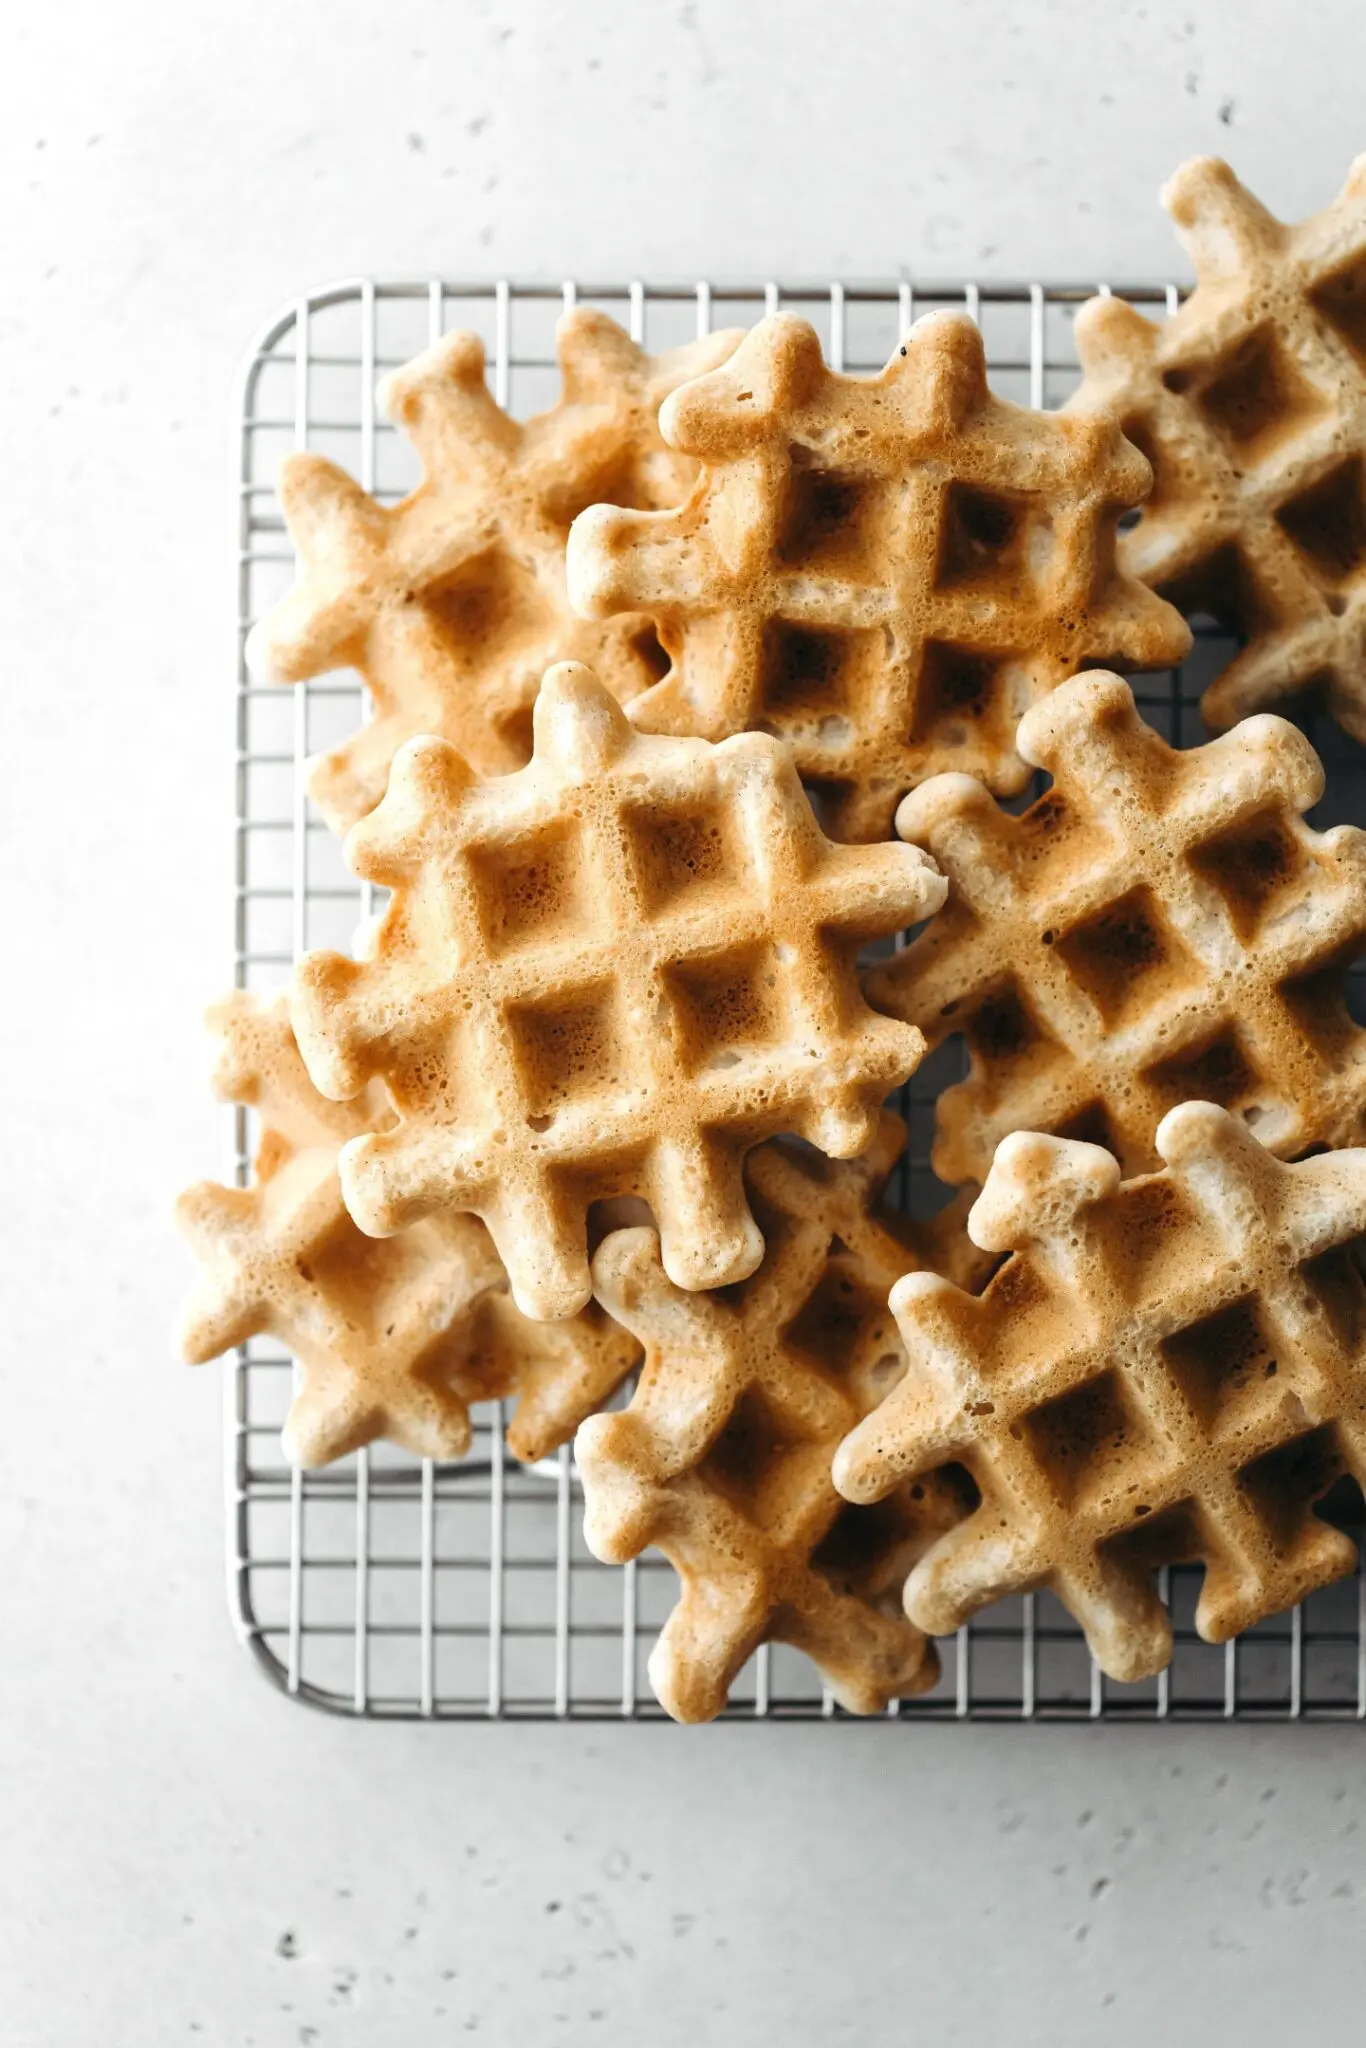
left=231, top=276, right=1366, bottom=1719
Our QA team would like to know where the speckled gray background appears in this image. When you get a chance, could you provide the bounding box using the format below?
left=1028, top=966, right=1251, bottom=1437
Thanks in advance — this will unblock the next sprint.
left=4, top=3, right=1365, bottom=2041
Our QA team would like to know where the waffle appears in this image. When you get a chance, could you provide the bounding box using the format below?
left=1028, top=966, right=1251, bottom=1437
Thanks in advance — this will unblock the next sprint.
left=1071, top=155, right=1366, bottom=740
left=835, top=1103, right=1366, bottom=1680
left=292, top=659, right=946, bottom=1310
left=290, top=661, right=945, bottom=1321
left=174, top=991, right=638, bottom=1466
left=245, top=308, right=742, bottom=830
left=567, top=309, right=1190, bottom=840
left=866, top=670, right=1366, bottom=1187
left=576, top=1114, right=973, bottom=1721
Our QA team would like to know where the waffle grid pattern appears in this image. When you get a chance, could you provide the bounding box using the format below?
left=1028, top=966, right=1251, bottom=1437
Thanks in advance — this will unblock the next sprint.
left=580, top=1119, right=971, bottom=1720
left=835, top=1108, right=1366, bottom=1680
left=245, top=314, right=741, bottom=833
left=867, top=669, right=1366, bottom=1186
left=1073, top=157, right=1366, bottom=737
left=231, top=276, right=1366, bottom=1720
left=290, top=668, right=933, bottom=1320
left=569, top=310, right=1187, bottom=841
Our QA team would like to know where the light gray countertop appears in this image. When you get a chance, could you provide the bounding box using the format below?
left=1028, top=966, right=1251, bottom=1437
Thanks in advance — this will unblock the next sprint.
left=4, top=4, right=1364, bottom=2040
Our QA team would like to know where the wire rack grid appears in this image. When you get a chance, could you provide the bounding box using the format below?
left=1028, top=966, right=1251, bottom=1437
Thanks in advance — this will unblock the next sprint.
left=231, top=274, right=1366, bottom=1722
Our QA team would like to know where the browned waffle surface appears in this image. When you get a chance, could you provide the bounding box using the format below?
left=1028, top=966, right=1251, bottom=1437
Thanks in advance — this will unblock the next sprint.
left=834, top=1103, right=1366, bottom=1681
left=867, top=670, right=1366, bottom=1188
left=245, top=309, right=741, bottom=830
left=576, top=1115, right=972, bottom=1721
left=174, top=990, right=638, bottom=1467
left=568, top=308, right=1189, bottom=840
left=289, top=662, right=945, bottom=1321
left=1072, top=154, right=1366, bottom=741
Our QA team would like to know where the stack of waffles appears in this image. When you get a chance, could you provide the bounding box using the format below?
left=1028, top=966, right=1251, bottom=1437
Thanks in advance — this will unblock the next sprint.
left=178, top=154, right=1366, bottom=1718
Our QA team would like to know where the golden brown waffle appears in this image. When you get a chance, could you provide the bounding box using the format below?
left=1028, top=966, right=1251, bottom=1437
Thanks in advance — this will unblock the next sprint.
left=174, top=991, right=638, bottom=1466
left=866, top=670, right=1366, bottom=1188
left=1072, top=155, right=1366, bottom=739
left=567, top=309, right=1190, bottom=840
left=576, top=1114, right=973, bottom=1721
left=290, top=661, right=946, bottom=1321
left=835, top=1103, right=1366, bottom=1681
left=245, top=309, right=742, bottom=830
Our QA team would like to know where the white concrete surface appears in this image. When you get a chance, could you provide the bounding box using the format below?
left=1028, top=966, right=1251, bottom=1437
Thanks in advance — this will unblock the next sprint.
left=3, top=3, right=1365, bottom=2041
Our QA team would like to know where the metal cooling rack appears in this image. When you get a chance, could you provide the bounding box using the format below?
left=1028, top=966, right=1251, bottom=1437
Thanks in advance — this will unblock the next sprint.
left=231, top=276, right=1366, bottom=1720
